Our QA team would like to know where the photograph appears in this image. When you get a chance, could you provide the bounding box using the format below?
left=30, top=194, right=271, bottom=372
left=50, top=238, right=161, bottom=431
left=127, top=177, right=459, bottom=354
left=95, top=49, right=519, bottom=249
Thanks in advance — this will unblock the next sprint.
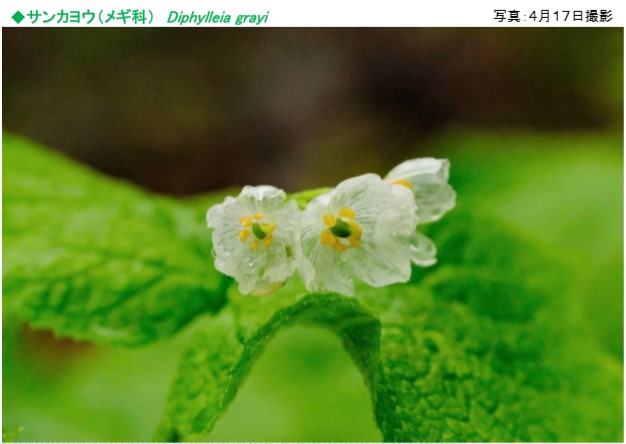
left=2, top=27, right=624, bottom=442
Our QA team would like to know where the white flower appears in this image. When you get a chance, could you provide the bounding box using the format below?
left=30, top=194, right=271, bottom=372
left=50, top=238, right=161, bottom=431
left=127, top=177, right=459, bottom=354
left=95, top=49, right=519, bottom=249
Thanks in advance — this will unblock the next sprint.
left=385, top=158, right=456, bottom=224
left=206, top=186, right=299, bottom=296
left=296, top=174, right=419, bottom=296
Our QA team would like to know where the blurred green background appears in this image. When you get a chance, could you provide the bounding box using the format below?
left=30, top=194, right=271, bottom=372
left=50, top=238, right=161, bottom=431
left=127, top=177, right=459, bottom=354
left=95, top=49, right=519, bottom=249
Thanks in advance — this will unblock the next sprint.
left=3, top=28, right=623, bottom=441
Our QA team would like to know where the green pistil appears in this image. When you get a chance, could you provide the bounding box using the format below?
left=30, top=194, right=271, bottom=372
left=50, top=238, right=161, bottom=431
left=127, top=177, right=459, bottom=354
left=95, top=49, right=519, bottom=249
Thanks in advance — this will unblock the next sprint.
left=330, top=219, right=352, bottom=238
left=252, top=222, right=267, bottom=239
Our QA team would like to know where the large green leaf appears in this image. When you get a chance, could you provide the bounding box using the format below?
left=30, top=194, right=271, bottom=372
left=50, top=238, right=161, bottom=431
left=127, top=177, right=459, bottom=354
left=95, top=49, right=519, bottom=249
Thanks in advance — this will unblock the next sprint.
left=437, top=132, right=624, bottom=359
left=4, top=132, right=622, bottom=441
left=3, top=133, right=228, bottom=346
left=156, top=211, right=623, bottom=442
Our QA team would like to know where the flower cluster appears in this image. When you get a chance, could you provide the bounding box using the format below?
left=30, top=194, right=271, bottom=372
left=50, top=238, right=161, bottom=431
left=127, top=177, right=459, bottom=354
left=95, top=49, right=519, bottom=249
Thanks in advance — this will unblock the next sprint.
left=206, top=158, right=456, bottom=296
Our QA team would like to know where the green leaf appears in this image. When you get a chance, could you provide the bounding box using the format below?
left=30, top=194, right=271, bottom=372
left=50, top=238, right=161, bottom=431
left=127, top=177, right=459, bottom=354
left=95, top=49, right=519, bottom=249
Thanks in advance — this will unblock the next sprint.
left=2, top=426, right=24, bottom=442
left=156, top=210, right=623, bottom=442
left=3, top=133, right=228, bottom=346
left=441, top=132, right=624, bottom=360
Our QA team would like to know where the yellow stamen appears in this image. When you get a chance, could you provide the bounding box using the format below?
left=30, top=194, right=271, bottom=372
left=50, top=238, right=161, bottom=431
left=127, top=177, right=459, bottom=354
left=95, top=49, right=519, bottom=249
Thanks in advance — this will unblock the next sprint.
left=250, top=238, right=259, bottom=252
left=347, top=220, right=362, bottom=237
left=332, top=240, right=349, bottom=252
left=339, top=207, right=356, bottom=219
left=320, top=230, right=335, bottom=245
left=263, top=234, right=273, bottom=248
left=261, top=223, right=276, bottom=234
left=392, top=179, right=413, bottom=189
left=240, top=216, right=252, bottom=227
left=320, top=206, right=363, bottom=252
left=253, top=212, right=264, bottom=220
left=323, top=214, right=336, bottom=227
left=239, top=229, right=250, bottom=242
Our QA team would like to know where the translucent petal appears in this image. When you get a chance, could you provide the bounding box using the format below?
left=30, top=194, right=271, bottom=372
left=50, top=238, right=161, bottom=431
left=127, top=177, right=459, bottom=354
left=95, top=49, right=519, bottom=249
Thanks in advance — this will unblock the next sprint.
left=385, top=158, right=456, bottom=224
left=296, top=175, right=417, bottom=295
left=409, top=231, right=437, bottom=267
left=238, top=185, right=287, bottom=214
left=343, top=180, right=417, bottom=286
left=297, top=213, right=355, bottom=295
left=386, top=158, right=450, bottom=182
left=347, top=237, right=412, bottom=287
left=373, top=184, right=420, bottom=235
left=206, top=186, right=299, bottom=295
left=263, top=240, right=293, bottom=283
left=206, top=198, right=227, bottom=228
left=263, top=201, right=300, bottom=284
left=334, top=174, right=417, bottom=235
left=222, top=247, right=265, bottom=294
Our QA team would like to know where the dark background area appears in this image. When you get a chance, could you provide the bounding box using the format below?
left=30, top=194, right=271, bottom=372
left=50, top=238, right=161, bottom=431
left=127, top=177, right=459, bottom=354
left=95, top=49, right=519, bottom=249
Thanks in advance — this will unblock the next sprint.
left=3, top=28, right=623, bottom=195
